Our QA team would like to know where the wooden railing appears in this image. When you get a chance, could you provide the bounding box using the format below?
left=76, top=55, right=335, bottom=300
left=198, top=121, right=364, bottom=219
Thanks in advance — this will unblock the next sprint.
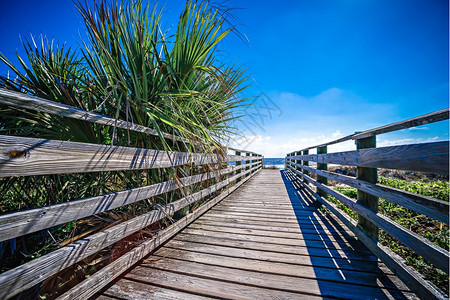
left=0, top=89, right=263, bottom=299
left=285, top=109, right=449, bottom=300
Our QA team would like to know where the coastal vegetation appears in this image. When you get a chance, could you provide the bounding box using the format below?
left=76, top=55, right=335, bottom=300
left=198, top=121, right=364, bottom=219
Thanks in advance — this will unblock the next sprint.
left=328, top=175, right=449, bottom=294
left=0, top=0, right=249, bottom=296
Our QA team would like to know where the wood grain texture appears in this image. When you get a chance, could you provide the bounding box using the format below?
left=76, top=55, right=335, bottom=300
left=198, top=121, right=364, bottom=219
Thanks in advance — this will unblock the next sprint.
left=0, top=90, right=264, bottom=163
left=0, top=162, right=260, bottom=242
left=96, top=169, right=417, bottom=300
left=288, top=161, right=449, bottom=224
left=101, top=278, right=214, bottom=300
left=289, top=170, right=445, bottom=300
left=135, top=257, right=412, bottom=299
left=148, top=247, right=398, bottom=289
left=0, top=165, right=261, bottom=300
left=181, top=227, right=374, bottom=255
left=288, top=165, right=449, bottom=274
left=356, top=136, right=379, bottom=240
left=163, top=239, right=382, bottom=273
left=290, top=141, right=449, bottom=174
left=125, top=266, right=326, bottom=300
left=172, top=232, right=375, bottom=261
left=316, top=146, right=328, bottom=197
left=56, top=167, right=261, bottom=300
left=0, top=135, right=262, bottom=177
left=0, top=88, right=187, bottom=142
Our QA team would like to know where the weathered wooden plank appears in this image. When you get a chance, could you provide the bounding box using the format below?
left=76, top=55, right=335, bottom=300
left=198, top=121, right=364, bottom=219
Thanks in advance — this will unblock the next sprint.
left=218, top=203, right=315, bottom=210
left=356, top=136, right=379, bottom=239
left=0, top=162, right=259, bottom=242
left=0, top=90, right=264, bottom=162
left=213, top=204, right=317, bottom=214
left=173, top=232, right=376, bottom=261
left=0, top=166, right=260, bottom=299
left=198, top=215, right=326, bottom=228
left=288, top=166, right=450, bottom=274
left=101, top=278, right=214, bottom=300
left=290, top=171, right=445, bottom=300
left=288, top=161, right=449, bottom=224
left=316, top=146, right=328, bottom=197
left=136, top=257, right=414, bottom=299
left=216, top=203, right=318, bottom=213
left=164, top=239, right=389, bottom=273
left=0, top=135, right=262, bottom=177
left=210, top=206, right=317, bottom=216
left=149, top=247, right=401, bottom=290
left=199, top=212, right=350, bottom=229
left=181, top=227, right=374, bottom=255
left=56, top=168, right=260, bottom=300
left=206, top=209, right=340, bottom=223
left=217, top=202, right=315, bottom=210
left=185, top=224, right=362, bottom=253
left=126, top=266, right=324, bottom=300
left=290, top=141, right=449, bottom=174
left=230, top=195, right=309, bottom=201
left=0, top=88, right=182, bottom=141
left=193, top=219, right=355, bottom=237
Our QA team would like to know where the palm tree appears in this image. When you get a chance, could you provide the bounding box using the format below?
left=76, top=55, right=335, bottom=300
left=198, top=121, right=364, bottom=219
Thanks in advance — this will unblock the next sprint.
left=0, top=0, right=250, bottom=274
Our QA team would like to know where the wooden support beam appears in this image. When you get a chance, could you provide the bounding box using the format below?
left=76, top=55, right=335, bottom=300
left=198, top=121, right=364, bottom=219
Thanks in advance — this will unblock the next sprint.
left=288, top=141, right=448, bottom=175
left=294, top=151, right=300, bottom=175
left=57, top=166, right=260, bottom=300
left=246, top=152, right=250, bottom=177
left=290, top=171, right=446, bottom=300
left=287, top=167, right=449, bottom=274
left=302, top=150, right=309, bottom=183
left=288, top=161, right=449, bottom=224
left=356, top=136, right=379, bottom=240
left=235, top=151, right=241, bottom=183
left=317, top=146, right=328, bottom=197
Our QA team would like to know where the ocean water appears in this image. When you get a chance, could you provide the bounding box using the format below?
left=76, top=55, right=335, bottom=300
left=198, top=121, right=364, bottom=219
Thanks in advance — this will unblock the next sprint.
left=228, top=157, right=286, bottom=169
left=263, top=158, right=285, bottom=169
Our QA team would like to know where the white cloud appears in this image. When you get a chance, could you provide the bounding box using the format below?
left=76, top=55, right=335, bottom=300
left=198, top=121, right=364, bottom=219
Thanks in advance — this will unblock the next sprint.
left=231, top=88, right=445, bottom=157
left=378, top=136, right=440, bottom=147
left=408, top=126, right=429, bottom=131
left=332, top=130, right=342, bottom=138
left=231, top=131, right=355, bottom=157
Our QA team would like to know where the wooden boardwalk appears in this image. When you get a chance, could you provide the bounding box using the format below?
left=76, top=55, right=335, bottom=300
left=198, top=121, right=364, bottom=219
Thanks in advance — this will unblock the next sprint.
left=97, top=169, right=417, bottom=299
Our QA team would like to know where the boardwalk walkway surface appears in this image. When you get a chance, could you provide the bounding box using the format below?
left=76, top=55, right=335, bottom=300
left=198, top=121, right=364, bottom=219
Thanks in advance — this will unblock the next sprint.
left=97, top=169, right=417, bottom=299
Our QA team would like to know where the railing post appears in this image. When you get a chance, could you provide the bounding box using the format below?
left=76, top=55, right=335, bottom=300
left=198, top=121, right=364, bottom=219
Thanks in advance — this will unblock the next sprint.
left=246, top=152, right=250, bottom=177
left=317, top=146, right=328, bottom=197
left=356, top=136, right=379, bottom=240
left=302, top=150, right=309, bottom=183
left=235, top=150, right=241, bottom=183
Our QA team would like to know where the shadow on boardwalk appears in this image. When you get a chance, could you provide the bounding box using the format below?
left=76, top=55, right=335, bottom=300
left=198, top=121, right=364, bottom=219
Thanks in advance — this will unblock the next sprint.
left=280, top=169, right=411, bottom=299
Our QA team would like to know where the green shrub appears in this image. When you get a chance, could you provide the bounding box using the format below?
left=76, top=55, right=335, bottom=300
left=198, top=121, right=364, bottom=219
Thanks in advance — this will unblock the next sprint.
left=329, top=177, right=449, bottom=294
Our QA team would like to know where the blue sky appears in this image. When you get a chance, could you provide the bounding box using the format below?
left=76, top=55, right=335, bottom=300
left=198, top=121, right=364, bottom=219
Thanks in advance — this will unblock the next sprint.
left=1, top=0, right=448, bottom=157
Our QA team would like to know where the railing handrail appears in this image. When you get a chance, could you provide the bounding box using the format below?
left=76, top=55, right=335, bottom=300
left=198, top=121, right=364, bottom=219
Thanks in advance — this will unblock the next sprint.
left=284, top=108, right=449, bottom=300
left=0, top=90, right=263, bottom=299
left=287, top=108, right=449, bottom=154
left=0, top=88, right=184, bottom=142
